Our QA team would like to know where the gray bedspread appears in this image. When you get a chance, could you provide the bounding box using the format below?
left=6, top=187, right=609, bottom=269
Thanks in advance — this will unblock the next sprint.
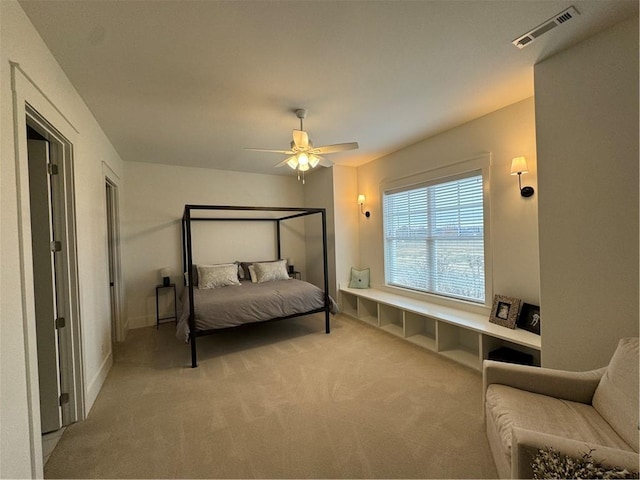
left=176, top=279, right=338, bottom=342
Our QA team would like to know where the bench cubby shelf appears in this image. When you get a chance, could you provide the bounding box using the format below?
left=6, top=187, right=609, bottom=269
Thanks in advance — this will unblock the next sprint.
left=340, top=287, right=541, bottom=371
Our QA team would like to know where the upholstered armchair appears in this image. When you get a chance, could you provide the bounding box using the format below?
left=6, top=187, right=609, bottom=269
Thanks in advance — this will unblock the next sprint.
left=483, top=337, right=639, bottom=479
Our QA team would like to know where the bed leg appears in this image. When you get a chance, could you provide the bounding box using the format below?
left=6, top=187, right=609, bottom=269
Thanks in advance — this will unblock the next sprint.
left=325, top=310, right=330, bottom=334
left=190, top=333, right=198, bottom=368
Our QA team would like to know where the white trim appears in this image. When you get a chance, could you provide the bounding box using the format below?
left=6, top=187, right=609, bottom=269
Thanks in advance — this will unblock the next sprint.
left=10, top=62, right=43, bottom=480
left=85, top=350, right=113, bottom=410
left=380, top=153, right=491, bottom=193
left=379, top=153, right=493, bottom=310
left=128, top=314, right=157, bottom=330
left=10, top=62, right=85, bottom=478
left=9, top=62, right=79, bottom=134
left=103, top=162, right=126, bottom=342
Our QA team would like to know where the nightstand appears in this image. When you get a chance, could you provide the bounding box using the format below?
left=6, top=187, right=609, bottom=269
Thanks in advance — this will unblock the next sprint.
left=288, top=271, right=301, bottom=280
left=156, top=284, right=177, bottom=328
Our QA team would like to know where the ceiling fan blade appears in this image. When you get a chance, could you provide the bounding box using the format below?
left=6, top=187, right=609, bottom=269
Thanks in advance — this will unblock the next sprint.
left=274, top=156, right=298, bottom=168
left=274, top=158, right=289, bottom=168
left=317, top=156, right=333, bottom=167
left=245, top=148, right=295, bottom=155
left=311, top=142, right=359, bottom=154
left=292, top=129, right=309, bottom=148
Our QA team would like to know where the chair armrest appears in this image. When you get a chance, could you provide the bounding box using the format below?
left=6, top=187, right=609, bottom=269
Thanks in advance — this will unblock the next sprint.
left=483, top=360, right=605, bottom=405
left=511, top=427, right=639, bottom=479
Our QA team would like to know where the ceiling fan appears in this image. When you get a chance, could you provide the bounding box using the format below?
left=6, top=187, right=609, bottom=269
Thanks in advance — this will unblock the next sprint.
left=246, top=109, right=359, bottom=183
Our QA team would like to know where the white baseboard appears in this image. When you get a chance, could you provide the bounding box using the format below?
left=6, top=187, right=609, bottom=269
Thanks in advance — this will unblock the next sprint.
left=85, top=350, right=112, bottom=413
left=127, top=314, right=156, bottom=330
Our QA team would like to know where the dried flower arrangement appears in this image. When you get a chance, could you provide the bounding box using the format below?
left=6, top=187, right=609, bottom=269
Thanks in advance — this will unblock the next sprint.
left=532, top=447, right=639, bottom=479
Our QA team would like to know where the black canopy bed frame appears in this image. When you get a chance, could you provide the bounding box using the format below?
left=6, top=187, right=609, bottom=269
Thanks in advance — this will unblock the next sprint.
left=181, top=204, right=331, bottom=368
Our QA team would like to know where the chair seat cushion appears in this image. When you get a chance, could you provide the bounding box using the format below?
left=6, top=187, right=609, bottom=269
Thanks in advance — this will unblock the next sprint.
left=485, top=384, right=632, bottom=458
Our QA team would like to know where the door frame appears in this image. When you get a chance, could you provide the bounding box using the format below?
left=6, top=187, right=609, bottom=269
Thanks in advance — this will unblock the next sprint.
left=11, top=62, right=85, bottom=476
left=103, top=164, right=125, bottom=343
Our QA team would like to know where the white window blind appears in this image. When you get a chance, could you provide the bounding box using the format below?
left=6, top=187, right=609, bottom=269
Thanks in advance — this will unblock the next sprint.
left=383, top=172, right=485, bottom=303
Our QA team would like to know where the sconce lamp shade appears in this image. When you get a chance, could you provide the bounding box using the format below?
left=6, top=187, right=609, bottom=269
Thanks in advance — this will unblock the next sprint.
left=160, top=267, right=171, bottom=286
left=510, top=156, right=535, bottom=198
left=510, top=156, right=529, bottom=175
left=357, top=194, right=370, bottom=218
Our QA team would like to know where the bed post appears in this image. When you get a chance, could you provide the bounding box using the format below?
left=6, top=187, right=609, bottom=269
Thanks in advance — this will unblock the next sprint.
left=185, top=206, right=198, bottom=368
left=181, top=215, right=187, bottom=285
left=321, top=209, right=330, bottom=334
left=276, top=219, right=281, bottom=260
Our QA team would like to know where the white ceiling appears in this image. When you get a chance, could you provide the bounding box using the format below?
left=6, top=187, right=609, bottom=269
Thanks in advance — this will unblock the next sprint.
left=19, top=0, right=639, bottom=176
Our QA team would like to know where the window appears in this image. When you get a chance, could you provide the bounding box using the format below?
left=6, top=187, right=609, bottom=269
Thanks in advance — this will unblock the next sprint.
left=383, top=171, right=486, bottom=303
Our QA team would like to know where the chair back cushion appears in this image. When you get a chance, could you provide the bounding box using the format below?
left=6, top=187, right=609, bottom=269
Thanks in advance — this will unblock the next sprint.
left=592, top=337, right=639, bottom=452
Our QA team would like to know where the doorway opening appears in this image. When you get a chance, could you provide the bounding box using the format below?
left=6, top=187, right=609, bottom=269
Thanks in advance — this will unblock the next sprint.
left=105, top=178, right=123, bottom=344
left=26, top=106, right=84, bottom=461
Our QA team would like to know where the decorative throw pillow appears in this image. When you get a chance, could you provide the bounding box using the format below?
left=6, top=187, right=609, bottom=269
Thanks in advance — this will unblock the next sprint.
left=240, top=260, right=274, bottom=280
left=349, top=267, right=370, bottom=289
left=253, top=260, right=290, bottom=283
left=197, top=264, right=240, bottom=289
left=248, top=265, right=257, bottom=283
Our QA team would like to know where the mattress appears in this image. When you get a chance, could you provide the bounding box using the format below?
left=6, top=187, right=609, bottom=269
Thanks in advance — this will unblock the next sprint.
left=176, top=279, right=337, bottom=342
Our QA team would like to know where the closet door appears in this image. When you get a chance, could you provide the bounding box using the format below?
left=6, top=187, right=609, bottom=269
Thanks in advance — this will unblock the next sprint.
left=28, top=138, right=63, bottom=434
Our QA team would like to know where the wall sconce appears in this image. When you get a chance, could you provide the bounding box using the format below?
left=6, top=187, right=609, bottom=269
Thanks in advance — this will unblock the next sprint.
left=160, top=267, right=172, bottom=287
left=358, top=194, right=370, bottom=218
left=510, top=156, right=535, bottom=198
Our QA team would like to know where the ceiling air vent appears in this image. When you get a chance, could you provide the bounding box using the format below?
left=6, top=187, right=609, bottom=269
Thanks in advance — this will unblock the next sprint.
left=512, top=6, right=580, bottom=49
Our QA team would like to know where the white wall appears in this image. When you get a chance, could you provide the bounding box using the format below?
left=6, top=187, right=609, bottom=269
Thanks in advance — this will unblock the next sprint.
left=332, top=165, right=360, bottom=291
left=297, top=165, right=360, bottom=304
left=302, top=167, right=336, bottom=296
left=535, top=17, right=639, bottom=370
left=0, top=1, right=124, bottom=477
left=122, top=161, right=306, bottom=328
left=354, top=98, right=539, bottom=314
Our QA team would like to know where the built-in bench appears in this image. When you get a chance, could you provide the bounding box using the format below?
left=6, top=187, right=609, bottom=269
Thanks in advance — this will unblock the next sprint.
left=339, top=287, right=541, bottom=371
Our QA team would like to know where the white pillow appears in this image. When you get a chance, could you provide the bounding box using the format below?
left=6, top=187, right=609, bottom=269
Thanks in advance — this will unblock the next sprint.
left=253, top=260, right=290, bottom=283
left=248, top=265, right=257, bottom=283
left=197, top=264, right=240, bottom=289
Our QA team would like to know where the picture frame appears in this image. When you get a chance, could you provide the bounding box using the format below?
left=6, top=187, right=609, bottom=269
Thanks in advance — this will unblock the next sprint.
left=517, top=302, right=541, bottom=335
left=489, top=294, right=522, bottom=329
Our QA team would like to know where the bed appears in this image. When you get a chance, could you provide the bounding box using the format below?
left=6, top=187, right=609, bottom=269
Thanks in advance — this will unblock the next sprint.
left=180, top=205, right=335, bottom=367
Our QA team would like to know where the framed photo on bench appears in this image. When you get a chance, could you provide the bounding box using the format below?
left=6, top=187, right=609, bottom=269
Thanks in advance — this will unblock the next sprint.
left=517, top=303, right=541, bottom=335
left=489, top=294, right=521, bottom=329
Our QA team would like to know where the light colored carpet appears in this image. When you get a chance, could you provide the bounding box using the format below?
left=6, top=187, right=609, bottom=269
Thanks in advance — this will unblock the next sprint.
left=44, top=314, right=498, bottom=479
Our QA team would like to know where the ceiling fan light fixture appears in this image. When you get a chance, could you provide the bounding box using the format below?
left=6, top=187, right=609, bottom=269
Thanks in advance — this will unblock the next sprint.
left=297, top=153, right=309, bottom=166
left=286, top=156, right=298, bottom=169
left=246, top=109, right=358, bottom=184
